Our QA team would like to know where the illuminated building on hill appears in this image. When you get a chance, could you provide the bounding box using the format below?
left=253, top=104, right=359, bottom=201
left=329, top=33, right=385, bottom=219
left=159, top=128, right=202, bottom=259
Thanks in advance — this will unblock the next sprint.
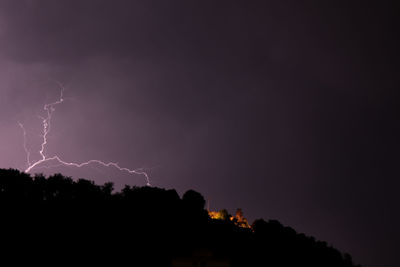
left=208, top=208, right=250, bottom=229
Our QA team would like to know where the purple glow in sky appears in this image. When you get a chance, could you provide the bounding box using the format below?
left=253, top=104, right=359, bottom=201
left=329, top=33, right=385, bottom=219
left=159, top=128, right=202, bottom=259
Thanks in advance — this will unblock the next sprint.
left=0, top=1, right=399, bottom=267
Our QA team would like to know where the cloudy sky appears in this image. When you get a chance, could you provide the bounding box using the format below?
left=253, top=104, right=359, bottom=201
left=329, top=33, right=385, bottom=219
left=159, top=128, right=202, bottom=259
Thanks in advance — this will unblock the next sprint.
left=0, top=1, right=399, bottom=266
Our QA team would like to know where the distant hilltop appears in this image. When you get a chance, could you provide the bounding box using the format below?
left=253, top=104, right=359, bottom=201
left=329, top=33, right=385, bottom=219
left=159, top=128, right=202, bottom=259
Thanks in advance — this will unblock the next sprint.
left=0, top=168, right=361, bottom=267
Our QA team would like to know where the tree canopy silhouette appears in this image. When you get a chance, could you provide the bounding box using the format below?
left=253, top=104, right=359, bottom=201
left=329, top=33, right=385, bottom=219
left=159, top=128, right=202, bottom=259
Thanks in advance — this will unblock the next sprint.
left=0, top=168, right=360, bottom=267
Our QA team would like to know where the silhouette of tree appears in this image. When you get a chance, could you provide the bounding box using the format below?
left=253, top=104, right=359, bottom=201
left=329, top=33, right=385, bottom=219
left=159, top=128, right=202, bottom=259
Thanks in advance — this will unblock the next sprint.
left=182, top=189, right=206, bottom=210
left=0, top=168, right=361, bottom=267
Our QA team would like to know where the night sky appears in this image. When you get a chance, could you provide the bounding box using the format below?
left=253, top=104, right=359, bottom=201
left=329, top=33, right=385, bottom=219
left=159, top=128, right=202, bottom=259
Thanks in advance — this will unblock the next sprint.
left=0, top=1, right=399, bottom=267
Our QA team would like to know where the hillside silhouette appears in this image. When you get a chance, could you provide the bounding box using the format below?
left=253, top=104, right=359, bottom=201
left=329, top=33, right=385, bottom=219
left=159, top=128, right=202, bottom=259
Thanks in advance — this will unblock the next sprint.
left=0, top=168, right=360, bottom=267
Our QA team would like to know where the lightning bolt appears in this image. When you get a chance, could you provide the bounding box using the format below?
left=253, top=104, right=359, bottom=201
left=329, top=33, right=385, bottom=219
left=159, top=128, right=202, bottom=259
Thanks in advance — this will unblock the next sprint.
left=18, top=121, right=31, bottom=168
left=19, top=84, right=151, bottom=186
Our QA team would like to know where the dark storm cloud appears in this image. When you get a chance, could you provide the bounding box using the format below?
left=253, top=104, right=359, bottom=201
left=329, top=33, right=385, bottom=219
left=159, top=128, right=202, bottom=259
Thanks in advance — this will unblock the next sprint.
left=0, top=1, right=399, bottom=267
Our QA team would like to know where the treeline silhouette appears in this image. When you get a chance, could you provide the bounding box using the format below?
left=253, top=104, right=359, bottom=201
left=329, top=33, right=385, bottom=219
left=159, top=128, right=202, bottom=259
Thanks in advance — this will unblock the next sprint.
left=0, top=168, right=360, bottom=267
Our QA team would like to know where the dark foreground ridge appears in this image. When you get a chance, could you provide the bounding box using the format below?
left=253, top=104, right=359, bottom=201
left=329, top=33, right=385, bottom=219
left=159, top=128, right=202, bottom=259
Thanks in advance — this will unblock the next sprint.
left=0, top=168, right=360, bottom=267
